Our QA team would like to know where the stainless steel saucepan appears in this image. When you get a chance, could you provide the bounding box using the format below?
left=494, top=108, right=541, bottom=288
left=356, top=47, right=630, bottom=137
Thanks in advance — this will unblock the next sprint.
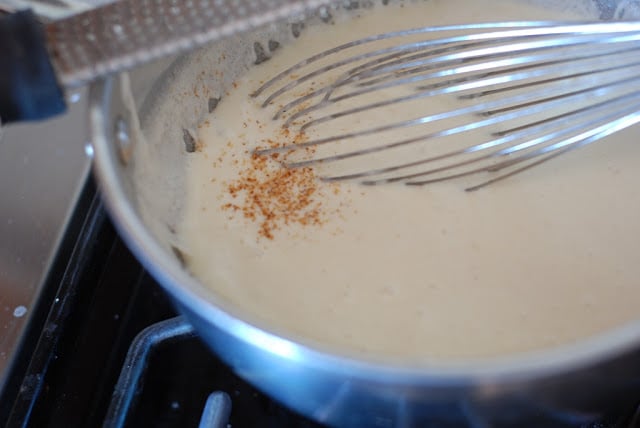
left=89, top=0, right=640, bottom=426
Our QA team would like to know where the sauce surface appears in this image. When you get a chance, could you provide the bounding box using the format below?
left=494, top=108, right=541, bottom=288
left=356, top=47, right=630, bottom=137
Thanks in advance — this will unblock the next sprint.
left=180, top=0, right=640, bottom=360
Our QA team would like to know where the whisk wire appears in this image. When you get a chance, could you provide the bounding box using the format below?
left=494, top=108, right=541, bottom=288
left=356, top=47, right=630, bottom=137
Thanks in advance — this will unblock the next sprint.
left=319, top=91, right=640, bottom=185
left=291, top=54, right=640, bottom=131
left=250, top=21, right=562, bottom=98
left=251, top=21, right=640, bottom=188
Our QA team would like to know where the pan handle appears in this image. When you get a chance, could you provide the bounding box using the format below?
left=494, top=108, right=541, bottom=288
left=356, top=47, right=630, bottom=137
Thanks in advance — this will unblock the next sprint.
left=0, top=10, right=65, bottom=123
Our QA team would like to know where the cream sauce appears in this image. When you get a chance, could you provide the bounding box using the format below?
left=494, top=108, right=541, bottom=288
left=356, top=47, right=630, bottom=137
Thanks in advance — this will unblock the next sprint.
left=181, top=0, right=640, bottom=360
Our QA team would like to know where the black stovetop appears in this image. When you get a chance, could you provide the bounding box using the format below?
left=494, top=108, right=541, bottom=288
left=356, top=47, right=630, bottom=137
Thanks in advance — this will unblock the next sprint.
left=0, top=177, right=638, bottom=428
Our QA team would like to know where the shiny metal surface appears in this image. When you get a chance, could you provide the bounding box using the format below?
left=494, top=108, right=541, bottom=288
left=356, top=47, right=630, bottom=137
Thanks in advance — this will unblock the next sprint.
left=0, top=91, right=90, bottom=389
left=198, top=392, right=232, bottom=428
left=90, top=1, right=640, bottom=426
left=46, top=0, right=335, bottom=88
left=252, top=21, right=640, bottom=190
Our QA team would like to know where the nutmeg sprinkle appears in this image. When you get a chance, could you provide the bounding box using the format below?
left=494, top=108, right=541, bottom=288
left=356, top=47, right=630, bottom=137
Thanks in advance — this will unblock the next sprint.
left=222, top=129, right=336, bottom=240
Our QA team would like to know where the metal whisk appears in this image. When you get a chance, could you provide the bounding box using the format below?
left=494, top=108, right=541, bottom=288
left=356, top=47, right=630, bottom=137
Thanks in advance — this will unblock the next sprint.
left=251, top=21, right=640, bottom=190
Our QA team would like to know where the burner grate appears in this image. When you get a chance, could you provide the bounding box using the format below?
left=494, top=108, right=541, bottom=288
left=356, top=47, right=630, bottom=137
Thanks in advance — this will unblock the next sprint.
left=104, top=317, right=198, bottom=427
left=104, top=316, right=640, bottom=428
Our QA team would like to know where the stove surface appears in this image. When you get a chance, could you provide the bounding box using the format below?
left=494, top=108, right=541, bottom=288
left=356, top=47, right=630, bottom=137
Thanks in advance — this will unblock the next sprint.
left=0, top=90, right=90, bottom=391
left=0, top=0, right=136, bottom=395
